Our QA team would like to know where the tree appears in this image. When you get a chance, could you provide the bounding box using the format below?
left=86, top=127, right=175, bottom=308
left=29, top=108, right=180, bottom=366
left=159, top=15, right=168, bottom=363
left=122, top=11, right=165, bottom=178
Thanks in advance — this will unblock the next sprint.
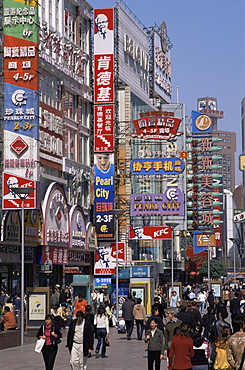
left=199, top=260, right=227, bottom=279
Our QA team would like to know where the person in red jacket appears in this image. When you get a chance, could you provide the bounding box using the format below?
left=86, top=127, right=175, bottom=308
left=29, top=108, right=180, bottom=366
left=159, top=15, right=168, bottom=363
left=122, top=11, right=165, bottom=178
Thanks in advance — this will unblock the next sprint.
left=0, top=306, right=17, bottom=330
left=168, top=323, right=194, bottom=370
left=74, top=293, right=88, bottom=316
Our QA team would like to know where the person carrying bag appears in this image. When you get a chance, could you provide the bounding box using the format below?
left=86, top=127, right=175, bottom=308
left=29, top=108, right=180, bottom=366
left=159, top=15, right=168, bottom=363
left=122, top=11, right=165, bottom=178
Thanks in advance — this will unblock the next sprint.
left=36, top=314, right=62, bottom=370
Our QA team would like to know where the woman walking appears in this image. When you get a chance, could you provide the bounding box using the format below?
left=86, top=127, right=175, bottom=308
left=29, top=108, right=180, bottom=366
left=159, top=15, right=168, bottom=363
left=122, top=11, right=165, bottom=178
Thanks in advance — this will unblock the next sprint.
left=211, top=327, right=232, bottom=370
left=36, top=314, right=62, bottom=370
left=145, top=318, right=164, bottom=370
left=133, top=298, right=147, bottom=340
left=94, top=306, right=109, bottom=358
left=191, top=330, right=210, bottom=370
left=168, top=323, right=194, bottom=370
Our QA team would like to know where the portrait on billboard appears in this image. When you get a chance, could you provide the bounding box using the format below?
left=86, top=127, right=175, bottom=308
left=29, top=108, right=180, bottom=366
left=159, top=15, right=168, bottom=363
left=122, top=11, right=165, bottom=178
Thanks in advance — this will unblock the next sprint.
left=131, top=226, right=152, bottom=240
left=94, top=8, right=114, bottom=55
left=94, top=152, right=114, bottom=175
left=3, top=176, right=19, bottom=199
left=44, top=246, right=52, bottom=265
left=94, top=242, right=125, bottom=275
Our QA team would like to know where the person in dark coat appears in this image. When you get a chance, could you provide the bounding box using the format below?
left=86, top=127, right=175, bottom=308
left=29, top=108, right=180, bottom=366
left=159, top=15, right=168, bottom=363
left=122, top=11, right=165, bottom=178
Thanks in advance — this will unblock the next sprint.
left=36, top=314, right=62, bottom=370
left=209, top=310, right=231, bottom=343
left=201, top=306, right=215, bottom=339
left=177, top=305, right=191, bottom=325
left=122, top=294, right=135, bottom=340
left=213, top=297, right=226, bottom=316
left=66, top=310, right=93, bottom=369
left=207, top=290, right=215, bottom=310
left=186, top=302, right=202, bottom=330
left=152, top=297, right=166, bottom=319
left=230, top=292, right=240, bottom=319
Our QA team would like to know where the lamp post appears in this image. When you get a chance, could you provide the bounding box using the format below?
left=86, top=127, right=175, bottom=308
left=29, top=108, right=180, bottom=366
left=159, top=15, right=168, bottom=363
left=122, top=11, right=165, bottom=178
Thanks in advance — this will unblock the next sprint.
left=166, top=222, right=179, bottom=291
left=110, top=209, right=124, bottom=320
left=203, top=231, right=214, bottom=291
left=11, top=187, right=35, bottom=346
left=230, top=237, right=239, bottom=288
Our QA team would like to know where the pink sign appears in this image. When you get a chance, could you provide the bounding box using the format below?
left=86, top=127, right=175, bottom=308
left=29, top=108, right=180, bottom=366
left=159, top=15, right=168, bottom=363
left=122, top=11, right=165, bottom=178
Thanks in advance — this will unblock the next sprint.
left=94, top=104, right=114, bottom=152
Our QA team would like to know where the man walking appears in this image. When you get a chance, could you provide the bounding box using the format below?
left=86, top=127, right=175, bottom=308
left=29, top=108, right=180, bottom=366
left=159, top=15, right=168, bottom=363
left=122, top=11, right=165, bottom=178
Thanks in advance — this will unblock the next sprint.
left=122, top=294, right=135, bottom=340
left=67, top=310, right=93, bottom=369
left=164, top=308, right=182, bottom=357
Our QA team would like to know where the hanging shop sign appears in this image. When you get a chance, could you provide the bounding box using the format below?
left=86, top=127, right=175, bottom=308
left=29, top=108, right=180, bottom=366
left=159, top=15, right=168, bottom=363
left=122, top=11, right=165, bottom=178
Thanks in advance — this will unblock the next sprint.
left=130, top=158, right=185, bottom=175
left=2, top=172, right=36, bottom=210
left=130, top=189, right=185, bottom=216
left=69, top=205, right=86, bottom=249
left=94, top=242, right=126, bottom=275
left=129, top=226, right=172, bottom=240
left=42, top=183, right=69, bottom=247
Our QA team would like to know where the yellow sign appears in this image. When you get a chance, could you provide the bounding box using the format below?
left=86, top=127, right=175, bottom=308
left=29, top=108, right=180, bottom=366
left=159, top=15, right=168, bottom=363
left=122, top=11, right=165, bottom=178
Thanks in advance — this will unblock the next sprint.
left=196, top=234, right=216, bottom=247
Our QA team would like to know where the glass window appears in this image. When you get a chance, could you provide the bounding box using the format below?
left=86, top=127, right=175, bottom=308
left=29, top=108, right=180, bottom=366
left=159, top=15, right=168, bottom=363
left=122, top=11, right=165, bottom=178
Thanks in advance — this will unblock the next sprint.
left=64, top=91, right=77, bottom=120
left=40, top=69, right=61, bottom=110
left=64, top=1, right=76, bottom=43
left=79, top=17, right=88, bottom=52
left=64, top=128, right=76, bottom=160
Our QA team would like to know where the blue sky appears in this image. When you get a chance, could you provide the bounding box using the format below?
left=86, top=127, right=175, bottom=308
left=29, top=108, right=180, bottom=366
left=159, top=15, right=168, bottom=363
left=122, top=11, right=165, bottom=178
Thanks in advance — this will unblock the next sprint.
left=90, top=0, right=245, bottom=185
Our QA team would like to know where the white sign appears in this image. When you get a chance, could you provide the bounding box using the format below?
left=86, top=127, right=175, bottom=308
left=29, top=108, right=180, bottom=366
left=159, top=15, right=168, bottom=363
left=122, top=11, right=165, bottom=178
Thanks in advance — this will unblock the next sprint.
left=29, top=294, right=46, bottom=320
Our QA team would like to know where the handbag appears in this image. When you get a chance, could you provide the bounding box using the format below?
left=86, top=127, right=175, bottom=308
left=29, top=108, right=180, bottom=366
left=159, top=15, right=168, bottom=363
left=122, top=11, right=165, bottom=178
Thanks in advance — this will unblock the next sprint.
left=35, top=338, right=45, bottom=353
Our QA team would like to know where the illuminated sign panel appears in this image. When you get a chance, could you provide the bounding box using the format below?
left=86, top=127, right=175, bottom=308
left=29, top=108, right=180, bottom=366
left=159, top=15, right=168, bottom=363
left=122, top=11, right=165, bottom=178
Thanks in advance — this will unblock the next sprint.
left=129, top=226, right=172, bottom=240
left=130, top=158, right=185, bottom=175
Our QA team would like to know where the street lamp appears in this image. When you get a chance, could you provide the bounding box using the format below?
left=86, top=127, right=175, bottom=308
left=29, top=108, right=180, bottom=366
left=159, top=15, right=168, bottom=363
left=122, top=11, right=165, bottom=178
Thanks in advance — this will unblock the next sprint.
left=166, top=222, right=179, bottom=291
left=229, top=237, right=239, bottom=288
left=110, top=209, right=124, bottom=320
left=11, top=187, right=35, bottom=346
left=203, top=231, right=214, bottom=292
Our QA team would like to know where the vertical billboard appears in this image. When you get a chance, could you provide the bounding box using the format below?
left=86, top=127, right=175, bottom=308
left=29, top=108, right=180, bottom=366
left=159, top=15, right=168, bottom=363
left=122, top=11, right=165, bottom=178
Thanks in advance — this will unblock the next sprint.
left=3, top=0, right=39, bottom=181
left=154, top=23, right=172, bottom=103
left=94, top=8, right=115, bottom=239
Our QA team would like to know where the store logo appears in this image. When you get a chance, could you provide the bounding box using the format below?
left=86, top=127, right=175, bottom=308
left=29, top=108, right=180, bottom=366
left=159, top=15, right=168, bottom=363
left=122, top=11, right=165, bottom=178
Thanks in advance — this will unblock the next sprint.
left=10, top=136, right=28, bottom=156
left=12, top=89, right=27, bottom=106
left=34, top=300, right=41, bottom=308
left=195, top=114, right=212, bottom=131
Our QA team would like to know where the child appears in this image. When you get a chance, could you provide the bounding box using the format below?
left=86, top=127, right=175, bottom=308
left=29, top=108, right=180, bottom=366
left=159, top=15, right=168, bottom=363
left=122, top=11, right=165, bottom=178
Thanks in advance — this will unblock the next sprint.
left=145, top=318, right=164, bottom=370
left=117, top=317, right=126, bottom=334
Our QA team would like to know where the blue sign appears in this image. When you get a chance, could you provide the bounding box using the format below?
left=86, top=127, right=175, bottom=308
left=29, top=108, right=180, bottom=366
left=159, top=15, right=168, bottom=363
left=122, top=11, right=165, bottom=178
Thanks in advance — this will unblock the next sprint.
left=192, top=111, right=212, bottom=133
left=130, top=158, right=185, bottom=175
left=193, top=231, right=209, bottom=254
left=94, top=277, right=111, bottom=288
left=131, top=266, right=150, bottom=278
left=4, top=82, right=39, bottom=139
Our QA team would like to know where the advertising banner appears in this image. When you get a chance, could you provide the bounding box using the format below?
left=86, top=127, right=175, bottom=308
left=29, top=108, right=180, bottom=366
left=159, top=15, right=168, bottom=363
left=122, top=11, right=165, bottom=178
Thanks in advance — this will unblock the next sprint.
left=94, top=54, right=114, bottom=104
left=131, top=115, right=182, bottom=140
left=94, top=8, right=114, bottom=55
left=70, top=205, right=86, bottom=249
left=94, top=153, right=114, bottom=238
left=29, top=293, right=46, bottom=321
left=131, top=189, right=185, bottom=216
left=41, top=245, right=68, bottom=265
left=130, top=158, right=185, bottom=175
left=94, top=242, right=126, bottom=275
left=94, top=104, right=114, bottom=152
left=2, top=171, right=36, bottom=210
left=129, top=226, right=172, bottom=240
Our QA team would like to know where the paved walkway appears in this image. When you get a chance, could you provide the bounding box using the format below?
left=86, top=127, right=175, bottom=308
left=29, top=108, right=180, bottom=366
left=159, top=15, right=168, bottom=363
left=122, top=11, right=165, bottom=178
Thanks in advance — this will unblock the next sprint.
left=0, top=327, right=168, bottom=369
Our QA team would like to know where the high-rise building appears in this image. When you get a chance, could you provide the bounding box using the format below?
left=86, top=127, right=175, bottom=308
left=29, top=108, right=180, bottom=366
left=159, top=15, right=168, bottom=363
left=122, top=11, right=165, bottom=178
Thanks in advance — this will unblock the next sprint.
left=197, top=97, right=236, bottom=191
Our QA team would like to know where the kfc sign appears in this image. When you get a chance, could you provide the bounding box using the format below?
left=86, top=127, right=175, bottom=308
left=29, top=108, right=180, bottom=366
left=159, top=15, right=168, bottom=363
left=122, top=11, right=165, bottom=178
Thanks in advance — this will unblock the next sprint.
left=129, top=226, right=172, bottom=240
left=2, top=172, right=36, bottom=210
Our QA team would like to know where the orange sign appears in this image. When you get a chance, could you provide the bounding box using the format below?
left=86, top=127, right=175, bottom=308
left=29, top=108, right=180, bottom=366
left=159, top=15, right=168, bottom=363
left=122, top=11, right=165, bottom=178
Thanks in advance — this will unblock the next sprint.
left=196, top=233, right=216, bottom=247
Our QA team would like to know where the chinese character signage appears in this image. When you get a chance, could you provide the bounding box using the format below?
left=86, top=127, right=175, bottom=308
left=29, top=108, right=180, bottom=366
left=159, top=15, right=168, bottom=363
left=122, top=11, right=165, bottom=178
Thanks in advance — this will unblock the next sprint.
left=94, top=104, right=114, bottom=152
left=70, top=205, right=86, bottom=249
left=94, top=8, right=115, bottom=239
left=131, top=115, right=182, bottom=140
left=94, top=153, right=114, bottom=238
left=3, top=0, right=39, bottom=181
left=41, top=245, right=68, bottom=265
left=130, top=158, right=185, bottom=175
left=131, top=189, right=185, bottom=216
left=29, top=293, right=46, bottom=321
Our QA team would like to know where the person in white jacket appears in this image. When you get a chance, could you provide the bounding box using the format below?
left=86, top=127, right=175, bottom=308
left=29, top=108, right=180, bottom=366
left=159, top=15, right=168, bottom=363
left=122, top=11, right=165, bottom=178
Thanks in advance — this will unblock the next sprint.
left=94, top=306, right=109, bottom=358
